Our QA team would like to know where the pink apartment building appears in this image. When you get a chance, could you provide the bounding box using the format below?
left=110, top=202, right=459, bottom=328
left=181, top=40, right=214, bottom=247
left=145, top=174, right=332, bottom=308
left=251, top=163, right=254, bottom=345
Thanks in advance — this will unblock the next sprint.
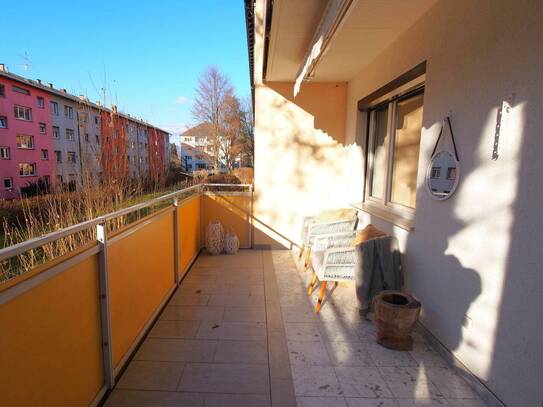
left=0, top=73, right=55, bottom=199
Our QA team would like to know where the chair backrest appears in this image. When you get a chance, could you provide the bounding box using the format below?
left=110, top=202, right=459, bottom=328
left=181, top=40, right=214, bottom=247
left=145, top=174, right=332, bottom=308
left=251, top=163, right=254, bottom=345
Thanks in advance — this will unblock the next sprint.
left=314, top=208, right=358, bottom=223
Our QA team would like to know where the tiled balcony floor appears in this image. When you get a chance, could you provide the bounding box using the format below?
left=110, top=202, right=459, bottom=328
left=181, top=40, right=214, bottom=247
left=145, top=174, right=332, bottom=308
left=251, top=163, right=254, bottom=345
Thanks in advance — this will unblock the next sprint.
left=105, top=250, right=487, bottom=407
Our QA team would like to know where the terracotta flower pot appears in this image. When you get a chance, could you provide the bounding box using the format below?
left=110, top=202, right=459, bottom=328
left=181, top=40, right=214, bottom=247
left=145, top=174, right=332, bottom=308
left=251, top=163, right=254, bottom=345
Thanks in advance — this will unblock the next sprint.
left=206, top=221, right=224, bottom=255
left=373, top=290, right=421, bottom=351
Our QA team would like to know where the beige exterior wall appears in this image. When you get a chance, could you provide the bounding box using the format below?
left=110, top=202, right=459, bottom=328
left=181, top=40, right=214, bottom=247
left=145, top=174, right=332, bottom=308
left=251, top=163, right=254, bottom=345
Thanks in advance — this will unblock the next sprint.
left=253, top=0, right=543, bottom=405
left=342, top=1, right=543, bottom=406
left=253, top=81, right=363, bottom=247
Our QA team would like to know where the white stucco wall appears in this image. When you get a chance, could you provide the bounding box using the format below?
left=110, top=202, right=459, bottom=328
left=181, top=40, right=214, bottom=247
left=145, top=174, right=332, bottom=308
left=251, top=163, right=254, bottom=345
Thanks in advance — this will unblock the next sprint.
left=344, top=1, right=543, bottom=406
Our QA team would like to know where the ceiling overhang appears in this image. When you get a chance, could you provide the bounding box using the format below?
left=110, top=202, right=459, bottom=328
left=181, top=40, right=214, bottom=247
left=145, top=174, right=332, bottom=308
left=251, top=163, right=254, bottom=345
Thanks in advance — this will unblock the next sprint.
left=265, top=0, right=437, bottom=93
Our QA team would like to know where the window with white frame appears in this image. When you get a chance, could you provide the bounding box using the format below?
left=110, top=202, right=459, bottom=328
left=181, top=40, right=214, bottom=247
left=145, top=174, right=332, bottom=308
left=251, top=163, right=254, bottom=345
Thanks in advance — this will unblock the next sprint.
left=37, top=96, right=45, bottom=108
left=39, top=122, right=46, bottom=134
left=51, top=101, right=59, bottom=115
left=14, top=105, right=32, bottom=121
left=67, top=151, right=76, bottom=163
left=55, top=150, right=62, bottom=163
left=19, top=163, right=36, bottom=176
left=0, top=116, right=7, bottom=128
left=64, top=105, right=73, bottom=119
left=65, top=128, right=75, bottom=140
left=16, top=134, right=34, bottom=149
left=0, top=147, right=10, bottom=159
left=52, top=126, right=60, bottom=139
left=41, top=149, right=48, bottom=160
left=361, top=70, right=425, bottom=224
left=4, top=177, right=13, bottom=189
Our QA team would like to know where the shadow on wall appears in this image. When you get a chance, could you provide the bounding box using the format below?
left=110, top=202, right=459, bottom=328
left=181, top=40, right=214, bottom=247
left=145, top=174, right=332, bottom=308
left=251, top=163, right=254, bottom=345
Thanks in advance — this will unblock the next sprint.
left=401, top=96, right=534, bottom=405
left=253, top=81, right=363, bottom=247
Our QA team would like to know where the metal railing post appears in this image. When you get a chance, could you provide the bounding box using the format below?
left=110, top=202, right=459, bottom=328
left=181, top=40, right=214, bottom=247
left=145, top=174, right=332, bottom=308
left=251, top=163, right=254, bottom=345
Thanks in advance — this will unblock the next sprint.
left=97, top=223, right=114, bottom=389
left=173, top=197, right=180, bottom=285
left=249, top=184, right=253, bottom=249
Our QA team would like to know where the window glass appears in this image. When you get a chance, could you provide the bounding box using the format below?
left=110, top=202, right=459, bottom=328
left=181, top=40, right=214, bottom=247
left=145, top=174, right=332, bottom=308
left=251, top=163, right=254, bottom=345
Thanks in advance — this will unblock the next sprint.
left=0, top=116, right=7, bottom=128
left=390, top=93, right=424, bottom=208
left=369, top=106, right=389, bottom=199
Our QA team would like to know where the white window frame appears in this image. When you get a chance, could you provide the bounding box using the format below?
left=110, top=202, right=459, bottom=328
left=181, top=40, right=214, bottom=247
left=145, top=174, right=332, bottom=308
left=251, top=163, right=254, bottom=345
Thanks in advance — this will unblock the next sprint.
left=67, top=151, right=76, bottom=163
left=37, top=96, right=45, bottom=108
left=41, top=149, right=49, bottom=160
left=55, top=150, right=62, bottom=163
left=14, top=105, right=32, bottom=121
left=39, top=122, right=46, bottom=134
left=0, top=116, right=7, bottom=128
left=16, top=134, right=35, bottom=149
left=363, top=76, right=425, bottom=229
left=0, top=146, right=10, bottom=159
left=19, top=163, right=36, bottom=177
left=51, top=101, right=59, bottom=116
left=4, top=177, right=13, bottom=189
left=64, top=105, right=73, bottom=119
left=65, top=128, right=75, bottom=141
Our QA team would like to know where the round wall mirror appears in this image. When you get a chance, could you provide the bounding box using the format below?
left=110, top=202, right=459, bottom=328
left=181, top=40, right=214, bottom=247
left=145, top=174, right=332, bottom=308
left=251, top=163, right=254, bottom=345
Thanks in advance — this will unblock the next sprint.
left=426, top=150, right=460, bottom=200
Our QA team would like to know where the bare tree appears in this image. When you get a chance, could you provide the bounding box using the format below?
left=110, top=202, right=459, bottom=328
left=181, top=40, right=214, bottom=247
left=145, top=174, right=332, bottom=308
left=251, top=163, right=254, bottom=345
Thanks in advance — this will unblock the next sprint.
left=192, top=66, right=234, bottom=172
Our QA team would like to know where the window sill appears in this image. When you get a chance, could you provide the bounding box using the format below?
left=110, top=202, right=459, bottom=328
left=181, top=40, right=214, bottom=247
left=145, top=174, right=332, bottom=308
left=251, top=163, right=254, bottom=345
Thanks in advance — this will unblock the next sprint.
left=351, top=201, right=414, bottom=231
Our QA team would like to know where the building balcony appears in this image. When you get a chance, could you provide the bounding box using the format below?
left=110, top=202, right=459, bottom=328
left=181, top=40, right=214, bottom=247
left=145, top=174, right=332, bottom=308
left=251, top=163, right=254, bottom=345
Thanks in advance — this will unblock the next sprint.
left=0, top=184, right=487, bottom=406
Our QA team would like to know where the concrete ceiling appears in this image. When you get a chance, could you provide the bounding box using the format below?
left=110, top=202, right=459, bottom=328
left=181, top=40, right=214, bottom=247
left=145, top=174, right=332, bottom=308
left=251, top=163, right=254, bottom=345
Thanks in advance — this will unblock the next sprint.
left=266, top=0, right=437, bottom=82
left=266, top=0, right=329, bottom=82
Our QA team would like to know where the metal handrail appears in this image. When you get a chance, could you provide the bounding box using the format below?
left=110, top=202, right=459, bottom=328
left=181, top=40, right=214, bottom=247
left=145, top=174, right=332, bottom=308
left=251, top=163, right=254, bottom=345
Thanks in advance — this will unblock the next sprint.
left=0, top=183, right=203, bottom=263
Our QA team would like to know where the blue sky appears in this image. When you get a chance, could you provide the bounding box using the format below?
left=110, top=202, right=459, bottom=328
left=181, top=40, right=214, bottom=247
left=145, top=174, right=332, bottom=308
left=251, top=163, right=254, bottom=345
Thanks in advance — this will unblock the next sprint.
left=2, top=1, right=250, bottom=142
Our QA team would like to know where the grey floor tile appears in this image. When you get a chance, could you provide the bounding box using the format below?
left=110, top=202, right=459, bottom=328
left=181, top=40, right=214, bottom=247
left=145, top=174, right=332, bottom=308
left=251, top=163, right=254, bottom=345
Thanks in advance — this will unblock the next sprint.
left=178, top=363, right=270, bottom=394
left=379, top=367, right=444, bottom=399
left=409, top=343, right=448, bottom=368
left=291, top=365, right=342, bottom=397
left=197, top=321, right=267, bottom=340
left=223, top=306, right=266, bottom=322
left=324, top=340, right=373, bottom=367
left=213, top=339, right=269, bottom=364
left=148, top=320, right=200, bottom=339
left=116, top=361, right=184, bottom=391
left=346, top=398, right=399, bottom=407
left=169, top=293, right=211, bottom=306
left=425, top=368, right=480, bottom=399
left=134, top=338, right=217, bottom=362
left=317, top=322, right=362, bottom=343
left=282, top=305, right=318, bottom=323
left=395, top=399, right=451, bottom=406
left=369, top=343, right=419, bottom=367
left=104, top=390, right=204, bottom=407
left=271, top=377, right=298, bottom=407
left=285, top=323, right=322, bottom=342
left=203, top=393, right=271, bottom=407
left=297, top=396, right=348, bottom=407
left=160, top=305, right=225, bottom=321
left=288, top=340, right=332, bottom=366
left=446, top=400, right=487, bottom=407
left=208, top=293, right=265, bottom=307
left=335, top=366, right=393, bottom=398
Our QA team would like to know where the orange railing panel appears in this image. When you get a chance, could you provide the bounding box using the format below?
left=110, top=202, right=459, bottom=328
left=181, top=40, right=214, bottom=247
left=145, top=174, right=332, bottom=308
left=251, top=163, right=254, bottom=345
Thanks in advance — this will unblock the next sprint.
left=203, top=193, right=251, bottom=248
left=0, top=252, right=103, bottom=406
left=178, top=194, right=201, bottom=279
left=107, top=211, right=175, bottom=369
